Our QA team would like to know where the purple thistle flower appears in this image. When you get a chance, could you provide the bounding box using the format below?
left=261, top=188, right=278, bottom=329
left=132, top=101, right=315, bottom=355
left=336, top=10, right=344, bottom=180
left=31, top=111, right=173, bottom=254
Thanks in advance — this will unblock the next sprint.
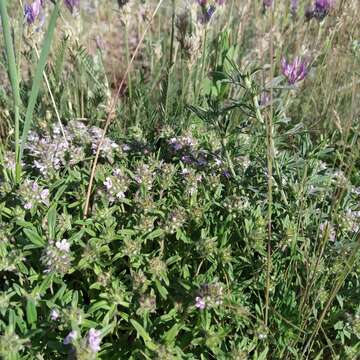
left=87, top=328, right=101, bottom=353
left=195, top=296, right=206, bottom=309
left=64, top=0, right=80, bottom=13
left=24, top=0, right=42, bottom=25
left=314, top=0, right=333, bottom=20
left=281, top=57, right=309, bottom=85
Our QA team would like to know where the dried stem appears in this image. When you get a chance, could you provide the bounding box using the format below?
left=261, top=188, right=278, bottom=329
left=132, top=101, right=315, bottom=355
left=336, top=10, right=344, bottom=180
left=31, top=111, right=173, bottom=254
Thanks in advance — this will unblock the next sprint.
left=83, top=0, right=164, bottom=217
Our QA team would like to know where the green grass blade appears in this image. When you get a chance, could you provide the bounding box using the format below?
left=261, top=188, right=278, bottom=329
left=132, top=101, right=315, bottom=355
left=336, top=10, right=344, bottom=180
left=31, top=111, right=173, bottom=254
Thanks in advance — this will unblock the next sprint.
left=0, top=0, right=22, bottom=182
left=19, top=1, right=61, bottom=159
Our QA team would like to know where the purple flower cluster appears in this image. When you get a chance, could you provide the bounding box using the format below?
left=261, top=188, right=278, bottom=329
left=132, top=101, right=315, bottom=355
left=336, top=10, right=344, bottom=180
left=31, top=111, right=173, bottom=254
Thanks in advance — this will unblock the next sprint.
left=103, top=168, right=130, bottom=203
left=194, top=282, right=224, bottom=310
left=24, top=0, right=79, bottom=25
left=25, top=121, right=120, bottom=177
left=263, top=0, right=273, bottom=8
left=41, top=239, right=72, bottom=274
left=64, top=0, right=80, bottom=13
left=18, top=179, right=49, bottom=210
left=281, top=57, right=309, bottom=85
left=24, top=0, right=43, bottom=25
left=196, top=0, right=225, bottom=24
left=63, top=330, right=77, bottom=345
left=306, top=0, right=334, bottom=21
left=291, top=0, right=298, bottom=15
left=314, top=0, right=333, bottom=19
left=87, top=328, right=102, bottom=353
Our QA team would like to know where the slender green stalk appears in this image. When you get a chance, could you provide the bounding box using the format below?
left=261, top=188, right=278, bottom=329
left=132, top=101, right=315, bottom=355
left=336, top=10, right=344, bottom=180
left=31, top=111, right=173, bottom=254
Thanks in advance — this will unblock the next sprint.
left=0, top=0, right=22, bottom=182
left=124, top=23, right=133, bottom=107
left=194, top=27, right=208, bottom=103
left=20, top=1, right=61, bottom=159
left=302, top=233, right=360, bottom=358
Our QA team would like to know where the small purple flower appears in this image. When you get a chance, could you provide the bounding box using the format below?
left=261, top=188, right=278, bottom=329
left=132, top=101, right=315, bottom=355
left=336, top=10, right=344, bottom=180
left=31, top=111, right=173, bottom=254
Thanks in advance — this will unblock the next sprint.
left=281, top=57, right=309, bottom=85
left=291, top=0, right=298, bottom=15
left=104, top=177, right=113, bottom=190
left=64, top=0, right=80, bottom=13
left=263, top=0, right=273, bottom=8
left=195, top=296, right=206, bottom=309
left=260, top=92, right=271, bottom=106
left=87, top=328, right=101, bottom=353
left=314, top=0, right=333, bottom=20
left=24, top=0, right=42, bottom=25
left=55, top=239, right=70, bottom=252
left=63, top=330, right=77, bottom=345
left=50, top=309, right=59, bottom=321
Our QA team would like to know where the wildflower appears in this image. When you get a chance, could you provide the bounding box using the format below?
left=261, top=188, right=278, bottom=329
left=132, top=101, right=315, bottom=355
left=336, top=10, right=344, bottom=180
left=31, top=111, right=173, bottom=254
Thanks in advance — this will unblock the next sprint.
left=64, top=0, right=79, bottom=13
left=260, top=91, right=271, bottom=106
left=103, top=169, right=130, bottom=203
left=281, top=57, right=308, bottom=85
left=50, top=309, right=59, bottom=321
left=63, top=330, right=77, bottom=345
left=87, top=328, right=101, bottom=353
left=18, top=180, right=50, bottom=210
left=138, top=293, right=157, bottom=315
left=263, top=0, right=273, bottom=8
left=41, top=239, right=72, bottom=274
left=291, top=0, right=298, bottom=15
left=314, top=0, right=333, bottom=20
left=55, top=239, right=70, bottom=252
left=103, top=177, right=113, bottom=190
left=195, top=296, right=206, bottom=309
left=24, top=0, right=42, bottom=25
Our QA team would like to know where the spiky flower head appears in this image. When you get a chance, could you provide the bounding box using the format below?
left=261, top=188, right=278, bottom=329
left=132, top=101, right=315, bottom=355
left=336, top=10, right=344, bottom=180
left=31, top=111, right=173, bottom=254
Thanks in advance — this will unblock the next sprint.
left=281, top=57, right=308, bottom=85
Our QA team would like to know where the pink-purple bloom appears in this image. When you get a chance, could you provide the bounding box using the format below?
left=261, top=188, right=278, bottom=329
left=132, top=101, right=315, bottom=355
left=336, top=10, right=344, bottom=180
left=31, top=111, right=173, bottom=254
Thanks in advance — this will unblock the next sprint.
left=50, top=309, right=59, bottom=321
left=63, top=330, right=77, bottom=345
left=24, top=0, right=43, bottom=24
left=291, top=0, right=298, bottom=15
left=314, top=0, right=333, bottom=19
left=195, top=296, right=206, bottom=309
left=64, top=0, right=80, bottom=13
left=281, top=57, right=309, bottom=85
left=263, top=0, right=273, bottom=8
left=87, top=328, right=102, bottom=353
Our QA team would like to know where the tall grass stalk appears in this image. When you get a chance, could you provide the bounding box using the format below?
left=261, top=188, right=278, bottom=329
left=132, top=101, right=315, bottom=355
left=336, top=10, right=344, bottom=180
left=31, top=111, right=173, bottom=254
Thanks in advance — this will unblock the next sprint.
left=84, top=0, right=165, bottom=217
left=0, top=0, right=21, bottom=182
left=20, top=1, right=61, bottom=159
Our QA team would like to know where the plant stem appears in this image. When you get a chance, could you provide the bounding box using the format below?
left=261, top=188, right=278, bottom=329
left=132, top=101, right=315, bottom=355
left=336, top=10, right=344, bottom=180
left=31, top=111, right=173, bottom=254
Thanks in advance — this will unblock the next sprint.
left=0, top=0, right=22, bottom=183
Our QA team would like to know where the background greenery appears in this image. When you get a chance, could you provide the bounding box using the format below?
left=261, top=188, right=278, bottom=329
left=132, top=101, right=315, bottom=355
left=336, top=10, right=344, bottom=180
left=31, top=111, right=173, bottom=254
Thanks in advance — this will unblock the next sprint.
left=0, top=0, right=359, bottom=359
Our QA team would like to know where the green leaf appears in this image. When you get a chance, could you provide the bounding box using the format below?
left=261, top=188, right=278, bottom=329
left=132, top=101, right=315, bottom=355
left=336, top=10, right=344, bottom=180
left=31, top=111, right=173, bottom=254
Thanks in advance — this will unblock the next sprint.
left=162, top=323, right=182, bottom=345
left=26, top=299, right=37, bottom=325
left=155, top=279, right=168, bottom=299
left=47, top=206, right=57, bottom=240
left=23, top=228, right=45, bottom=247
left=130, top=319, right=158, bottom=351
left=20, top=1, right=61, bottom=158
left=88, top=300, right=111, bottom=314
left=0, top=0, right=22, bottom=181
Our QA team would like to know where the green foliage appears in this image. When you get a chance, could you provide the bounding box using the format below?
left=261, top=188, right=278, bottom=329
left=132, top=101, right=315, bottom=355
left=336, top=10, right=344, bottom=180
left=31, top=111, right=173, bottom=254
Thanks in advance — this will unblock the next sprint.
left=0, top=0, right=359, bottom=359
